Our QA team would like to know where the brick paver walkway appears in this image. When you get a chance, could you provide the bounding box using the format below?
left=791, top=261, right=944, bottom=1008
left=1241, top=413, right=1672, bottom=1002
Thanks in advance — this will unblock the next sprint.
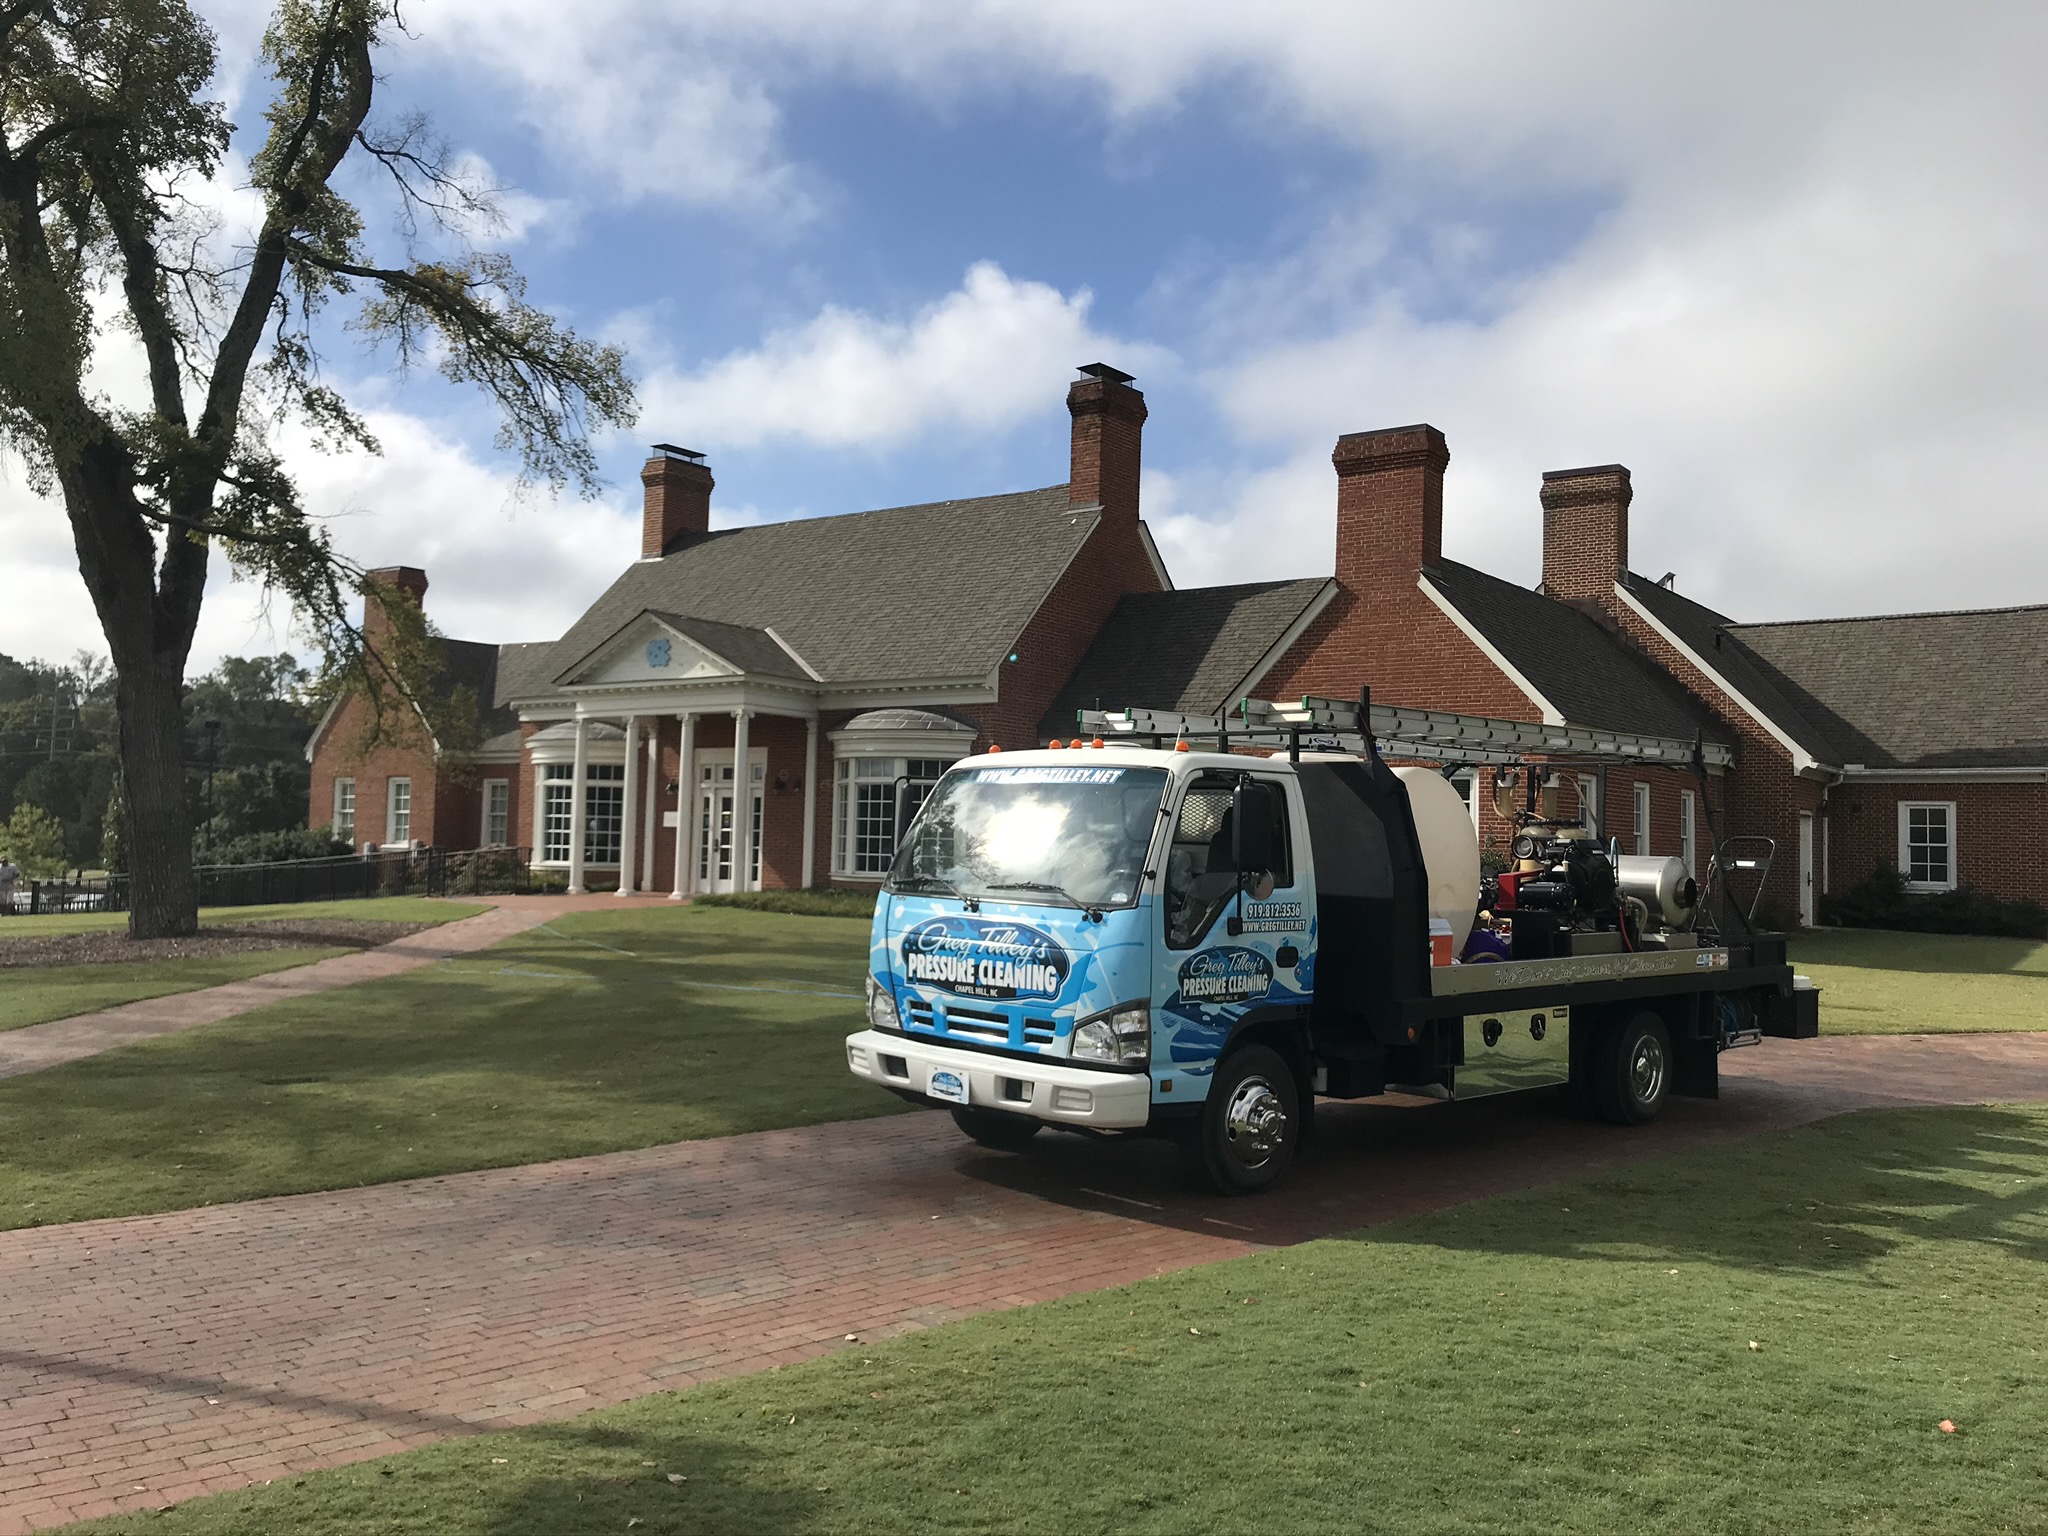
left=4, top=1031, right=2048, bottom=1528
left=0, top=893, right=687, bottom=1083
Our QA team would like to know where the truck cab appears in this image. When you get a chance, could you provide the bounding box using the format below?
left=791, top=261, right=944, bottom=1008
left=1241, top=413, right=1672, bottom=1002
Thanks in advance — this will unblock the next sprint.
left=846, top=708, right=1814, bottom=1194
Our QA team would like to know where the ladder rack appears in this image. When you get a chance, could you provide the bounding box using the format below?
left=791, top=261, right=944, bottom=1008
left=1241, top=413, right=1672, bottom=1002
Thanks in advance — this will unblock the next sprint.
left=1077, top=693, right=1734, bottom=771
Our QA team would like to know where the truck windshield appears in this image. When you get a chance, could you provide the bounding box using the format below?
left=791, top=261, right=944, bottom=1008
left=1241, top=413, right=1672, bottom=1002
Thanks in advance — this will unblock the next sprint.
left=888, top=764, right=1169, bottom=910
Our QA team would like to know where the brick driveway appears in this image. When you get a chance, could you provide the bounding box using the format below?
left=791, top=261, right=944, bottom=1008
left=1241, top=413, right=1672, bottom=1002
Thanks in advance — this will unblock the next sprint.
left=4, top=1032, right=2048, bottom=1529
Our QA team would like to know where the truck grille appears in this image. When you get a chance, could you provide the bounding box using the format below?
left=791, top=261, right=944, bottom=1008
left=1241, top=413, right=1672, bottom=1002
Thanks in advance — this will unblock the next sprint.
left=1023, top=1018, right=1057, bottom=1045
left=942, top=1005, right=1010, bottom=1043
left=904, top=998, right=936, bottom=1029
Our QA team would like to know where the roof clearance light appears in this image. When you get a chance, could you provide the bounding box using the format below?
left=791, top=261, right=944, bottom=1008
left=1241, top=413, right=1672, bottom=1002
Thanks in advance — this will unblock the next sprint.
left=1049, top=739, right=1064, bottom=750
left=988, top=744, right=1003, bottom=753
left=1174, top=741, right=1191, bottom=753
left=1068, top=738, right=1085, bottom=750
left=1091, top=737, right=1105, bottom=749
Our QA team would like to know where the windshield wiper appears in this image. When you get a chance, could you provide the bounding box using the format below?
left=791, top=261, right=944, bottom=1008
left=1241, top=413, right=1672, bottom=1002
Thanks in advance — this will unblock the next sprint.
left=986, top=881, right=1105, bottom=921
left=892, top=874, right=979, bottom=911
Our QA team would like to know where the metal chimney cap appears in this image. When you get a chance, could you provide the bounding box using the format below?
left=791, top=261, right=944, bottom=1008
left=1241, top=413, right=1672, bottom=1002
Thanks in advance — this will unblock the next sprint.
left=1076, top=362, right=1135, bottom=386
left=651, top=443, right=706, bottom=462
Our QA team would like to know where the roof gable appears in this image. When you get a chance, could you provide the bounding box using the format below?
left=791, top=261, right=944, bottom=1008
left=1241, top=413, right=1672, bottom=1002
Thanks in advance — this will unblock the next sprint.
left=555, top=611, right=813, bottom=688
left=539, top=485, right=1100, bottom=690
left=1426, top=562, right=1724, bottom=744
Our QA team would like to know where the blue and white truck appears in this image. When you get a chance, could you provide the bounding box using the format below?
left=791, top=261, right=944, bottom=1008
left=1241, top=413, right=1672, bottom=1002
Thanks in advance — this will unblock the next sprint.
left=845, top=694, right=1818, bottom=1193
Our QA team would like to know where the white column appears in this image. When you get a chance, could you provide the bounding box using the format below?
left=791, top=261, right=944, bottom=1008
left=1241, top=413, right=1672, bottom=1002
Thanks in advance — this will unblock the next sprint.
left=671, top=712, right=695, bottom=899
left=615, top=715, right=641, bottom=897
left=731, top=707, right=753, bottom=892
left=640, top=727, right=659, bottom=892
left=801, top=715, right=819, bottom=889
left=567, top=714, right=590, bottom=894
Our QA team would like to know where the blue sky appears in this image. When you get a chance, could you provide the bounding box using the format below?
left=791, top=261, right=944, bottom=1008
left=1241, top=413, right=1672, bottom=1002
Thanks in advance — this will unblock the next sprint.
left=6, top=2, right=2047, bottom=670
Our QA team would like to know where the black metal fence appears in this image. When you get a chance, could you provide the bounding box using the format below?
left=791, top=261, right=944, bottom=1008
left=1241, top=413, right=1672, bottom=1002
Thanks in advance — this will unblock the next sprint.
left=7, top=846, right=546, bottom=916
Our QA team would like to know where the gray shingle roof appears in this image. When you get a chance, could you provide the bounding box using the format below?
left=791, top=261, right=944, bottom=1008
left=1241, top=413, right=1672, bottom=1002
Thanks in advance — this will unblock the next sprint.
left=492, top=641, right=562, bottom=711
left=1619, top=574, right=1843, bottom=764
left=1731, top=604, right=2048, bottom=769
left=536, top=486, right=1098, bottom=692
left=1426, top=562, right=1725, bottom=744
left=1039, top=578, right=1333, bottom=738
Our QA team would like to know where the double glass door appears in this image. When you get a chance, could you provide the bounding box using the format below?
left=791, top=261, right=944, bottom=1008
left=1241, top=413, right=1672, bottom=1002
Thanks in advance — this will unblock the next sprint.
left=697, top=759, right=764, bottom=893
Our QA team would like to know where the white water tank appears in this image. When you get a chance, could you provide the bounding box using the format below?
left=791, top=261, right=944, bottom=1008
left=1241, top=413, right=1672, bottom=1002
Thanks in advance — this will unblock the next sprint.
left=1393, top=766, right=1481, bottom=954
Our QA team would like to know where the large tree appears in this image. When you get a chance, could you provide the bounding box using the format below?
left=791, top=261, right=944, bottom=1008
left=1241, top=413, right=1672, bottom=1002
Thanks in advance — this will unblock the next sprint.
left=0, top=0, right=634, bottom=936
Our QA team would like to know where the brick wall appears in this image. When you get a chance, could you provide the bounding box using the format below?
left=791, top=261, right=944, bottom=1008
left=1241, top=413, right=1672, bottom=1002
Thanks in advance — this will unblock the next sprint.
left=306, top=690, right=439, bottom=849
left=1825, top=780, right=2048, bottom=904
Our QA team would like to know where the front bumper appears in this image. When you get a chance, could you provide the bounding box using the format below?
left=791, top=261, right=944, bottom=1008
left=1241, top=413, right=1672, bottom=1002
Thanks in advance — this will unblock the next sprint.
left=844, top=1029, right=1151, bottom=1129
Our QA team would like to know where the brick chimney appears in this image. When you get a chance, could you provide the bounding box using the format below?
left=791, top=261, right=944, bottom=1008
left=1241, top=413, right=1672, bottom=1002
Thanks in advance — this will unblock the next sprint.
left=1067, top=363, right=1146, bottom=522
left=641, top=444, right=713, bottom=557
left=1540, top=464, right=1631, bottom=604
left=363, top=566, right=428, bottom=636
left=1332, top=424, right=1449, bottom=594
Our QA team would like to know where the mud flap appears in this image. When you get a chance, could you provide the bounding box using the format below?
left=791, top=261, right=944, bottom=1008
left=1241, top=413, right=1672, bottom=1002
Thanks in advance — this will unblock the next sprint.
left=1673, top=1034, right=1719, bottom=1099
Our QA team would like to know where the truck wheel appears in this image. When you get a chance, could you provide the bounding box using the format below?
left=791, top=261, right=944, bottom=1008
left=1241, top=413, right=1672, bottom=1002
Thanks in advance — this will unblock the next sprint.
left=1190, top=1044, right=1300, bottom=1195
left=950, top=1106, right=1042, bottom=1151
left=1593, top=1010, right=1672, bottom=1126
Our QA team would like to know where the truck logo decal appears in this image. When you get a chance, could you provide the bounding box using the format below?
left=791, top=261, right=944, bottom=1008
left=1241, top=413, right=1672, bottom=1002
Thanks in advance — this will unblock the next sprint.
left=899, top=917, right=1071, bottom=1001
left=1178, top=947, right=1274, bottom=1004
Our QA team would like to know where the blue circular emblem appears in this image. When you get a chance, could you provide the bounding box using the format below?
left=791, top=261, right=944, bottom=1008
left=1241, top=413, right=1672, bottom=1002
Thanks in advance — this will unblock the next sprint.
left=645, top=638, right=672, bottom=668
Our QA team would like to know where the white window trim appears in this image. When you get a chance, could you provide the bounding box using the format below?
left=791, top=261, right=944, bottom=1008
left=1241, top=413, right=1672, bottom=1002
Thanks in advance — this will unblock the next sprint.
left=1897, top=800, right=1958, bottom=892
left=385, top=776, right=413, bottom=846
left=831, top=750, right=965, bottom=880
left=481, top=778, right=510, bottom=848
left=1576, top=775, right=1600, bottom=838
left=1679, top=789, right=1697, bottom=877
left=1450, top=768, right=1482, bottom=835
left=534, top=762, right=626, bottom=868
left=1632, top=782, right=1651, bottom=857
left=332, top=777, right=355, bottom=841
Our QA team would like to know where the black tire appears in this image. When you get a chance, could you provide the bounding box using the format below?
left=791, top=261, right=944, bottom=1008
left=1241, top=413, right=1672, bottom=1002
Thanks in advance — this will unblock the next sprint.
left=1188, top=1043, right=1301, bottom=1195
left=1591, top=1009, right=1672, bottom=1126
left=950, top=1105, right=1042, bottom=1151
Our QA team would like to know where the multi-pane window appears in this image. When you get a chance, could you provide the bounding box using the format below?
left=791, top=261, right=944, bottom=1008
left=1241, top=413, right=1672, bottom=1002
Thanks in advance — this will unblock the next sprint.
left=333, top=778, right=355, bottom=843
left=833, top=756, right=949, bottom=876
left=1899, top=802, right=1955, bottom=890
left=582, top=765, right=625, bottom=865
left=1632, top=782, right=1651, bottom=856
left=386, top=777, right=411, bottom=845
left=1451, top=769, right=1481, bottom=832
left=1679, top=790, right=1697, bottom=876
left=1576, top=775, right=1600, bottom=837
left=540, top=763, right=626, bottom=864
left=483, top=779, right=509, bottom=847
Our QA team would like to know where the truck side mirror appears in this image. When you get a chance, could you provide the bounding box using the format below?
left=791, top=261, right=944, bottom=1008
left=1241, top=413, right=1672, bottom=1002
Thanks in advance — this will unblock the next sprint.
left=894, top=777, right=915, bottom=846
left=1232, top=780, right=1279, bottom=878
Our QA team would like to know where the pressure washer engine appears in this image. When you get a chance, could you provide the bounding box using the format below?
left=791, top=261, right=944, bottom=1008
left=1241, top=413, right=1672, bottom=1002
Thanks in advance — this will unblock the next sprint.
left=1480, top=804, right=1698, bottom=962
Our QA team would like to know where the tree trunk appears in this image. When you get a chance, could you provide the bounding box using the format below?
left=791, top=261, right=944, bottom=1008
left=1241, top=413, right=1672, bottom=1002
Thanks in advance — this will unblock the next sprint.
left=116, top=653, right=198, bottom=938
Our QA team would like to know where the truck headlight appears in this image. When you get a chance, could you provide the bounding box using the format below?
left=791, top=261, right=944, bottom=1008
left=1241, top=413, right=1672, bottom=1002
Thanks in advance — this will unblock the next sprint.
left=865, top=975, right=899, bottom=1031
left=1072, top=1003, right=1149, bottom=1065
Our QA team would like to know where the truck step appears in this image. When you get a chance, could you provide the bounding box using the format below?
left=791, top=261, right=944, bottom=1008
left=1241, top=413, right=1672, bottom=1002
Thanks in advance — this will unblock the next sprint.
left=1720, top=1028, right=1764, bottom=1050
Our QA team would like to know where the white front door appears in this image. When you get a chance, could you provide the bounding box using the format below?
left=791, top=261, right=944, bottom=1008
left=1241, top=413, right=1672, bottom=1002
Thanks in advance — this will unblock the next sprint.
left=697, top=756, right=764, bottom=893
left=1798, top=812, right=1816, bottom=927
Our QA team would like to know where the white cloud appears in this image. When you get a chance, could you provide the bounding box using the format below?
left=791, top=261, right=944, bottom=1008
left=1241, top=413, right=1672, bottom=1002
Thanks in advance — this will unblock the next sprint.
left=636, top=263, right=1168, bottom=452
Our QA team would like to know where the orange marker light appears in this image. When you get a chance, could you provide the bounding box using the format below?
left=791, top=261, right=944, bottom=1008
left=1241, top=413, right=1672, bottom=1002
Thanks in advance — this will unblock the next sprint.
left=1069, top=738, right=1085, bottom=750
left=987, top=744, right=1003, bottom=753
left=1048, top=739, right=1064, bottom=750
left=1091, top=737, right=1105, bottom=749
left=1174, top=740, right=1191, bottom=753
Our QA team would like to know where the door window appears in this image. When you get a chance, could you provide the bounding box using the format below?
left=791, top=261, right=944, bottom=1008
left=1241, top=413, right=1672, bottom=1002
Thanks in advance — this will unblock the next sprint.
left=1163, top=773, right=1292, bottom=949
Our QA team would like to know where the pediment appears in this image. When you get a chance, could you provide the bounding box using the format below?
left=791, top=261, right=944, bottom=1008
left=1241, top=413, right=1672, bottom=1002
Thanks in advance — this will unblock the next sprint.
left=570, top=616, right=739, bottom=686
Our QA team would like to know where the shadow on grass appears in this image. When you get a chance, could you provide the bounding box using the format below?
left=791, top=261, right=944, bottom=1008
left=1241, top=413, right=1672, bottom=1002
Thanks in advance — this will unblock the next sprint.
left=1788, top=927, right=2048, bottom=976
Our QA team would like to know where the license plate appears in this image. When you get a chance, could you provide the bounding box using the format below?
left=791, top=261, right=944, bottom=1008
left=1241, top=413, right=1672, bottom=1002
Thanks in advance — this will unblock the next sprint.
left=928, top=1068, right=969, bottom=1105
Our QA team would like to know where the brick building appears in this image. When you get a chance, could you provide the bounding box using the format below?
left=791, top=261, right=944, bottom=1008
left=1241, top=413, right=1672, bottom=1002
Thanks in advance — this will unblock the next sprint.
left=308, top=371, right=2046, bottom=916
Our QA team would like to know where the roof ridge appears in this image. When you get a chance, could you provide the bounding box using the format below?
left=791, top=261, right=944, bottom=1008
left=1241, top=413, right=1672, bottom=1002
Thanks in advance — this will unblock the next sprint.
left=1733, top=600, right=2048, bottom=630
left=664, top=482, right=1072, bottom=555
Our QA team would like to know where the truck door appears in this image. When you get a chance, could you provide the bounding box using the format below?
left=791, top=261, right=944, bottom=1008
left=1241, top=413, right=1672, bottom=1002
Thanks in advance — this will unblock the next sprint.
left=1152, top=769, right=1315, bottom=1099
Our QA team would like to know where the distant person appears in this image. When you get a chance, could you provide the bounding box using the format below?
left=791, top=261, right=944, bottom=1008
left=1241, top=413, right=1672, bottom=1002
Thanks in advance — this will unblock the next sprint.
left=0, top=853, right=19, bottom=916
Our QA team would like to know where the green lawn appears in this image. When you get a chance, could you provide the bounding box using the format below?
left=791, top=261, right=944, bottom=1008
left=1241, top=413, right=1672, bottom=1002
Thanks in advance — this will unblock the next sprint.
left=1789, top=928, right=2048, bottom=1034
left=68, top=1102, right=2048, bottom=1535
left=0, top=948, right=347, bottom=1032
left=0, top=895, right=487, bottom=938
left=0, top=907, right=891, bottom=1231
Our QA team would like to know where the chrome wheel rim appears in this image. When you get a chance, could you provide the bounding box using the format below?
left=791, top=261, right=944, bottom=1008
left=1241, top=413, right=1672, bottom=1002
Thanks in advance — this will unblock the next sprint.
left=1222, top=1075, right=1289, bottom=1168
left=1628, top=1032, right=1667, bottom=1106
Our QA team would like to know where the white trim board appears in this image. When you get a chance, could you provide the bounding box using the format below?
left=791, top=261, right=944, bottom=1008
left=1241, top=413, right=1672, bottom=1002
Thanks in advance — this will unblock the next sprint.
left=1228, top=579, right=1339, bottom=704
left=1611, top=581, right=1827, bottom=775
left=1417, top=574, right=1565, bottom=725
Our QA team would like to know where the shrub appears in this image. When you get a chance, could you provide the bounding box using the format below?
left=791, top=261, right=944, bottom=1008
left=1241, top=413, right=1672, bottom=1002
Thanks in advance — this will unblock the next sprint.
left=200, top=826, right=352, bottom=866
left=693, top=887, right=878, bottom=919
left=1821, top=861, right=2048, bottom=941
left=2, top=802, right=67, bottom=877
